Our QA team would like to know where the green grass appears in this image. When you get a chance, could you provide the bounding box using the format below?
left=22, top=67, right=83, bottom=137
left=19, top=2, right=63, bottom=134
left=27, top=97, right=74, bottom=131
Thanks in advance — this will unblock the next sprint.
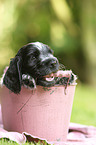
left=0, top=139, right=48, bottom=145
left=0, top=84, right=96, bottom=144
left=71, top=84, right=96, bottom=126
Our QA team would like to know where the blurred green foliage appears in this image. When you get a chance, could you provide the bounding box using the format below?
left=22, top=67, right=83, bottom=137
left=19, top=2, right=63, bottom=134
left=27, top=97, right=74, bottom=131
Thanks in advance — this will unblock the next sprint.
left=0, top=0, right=96, bottom=85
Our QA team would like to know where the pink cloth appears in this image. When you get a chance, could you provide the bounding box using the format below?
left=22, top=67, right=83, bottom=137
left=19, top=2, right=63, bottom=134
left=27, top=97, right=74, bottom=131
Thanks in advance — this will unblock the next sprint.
left=0, top=105, right=96, bottom=144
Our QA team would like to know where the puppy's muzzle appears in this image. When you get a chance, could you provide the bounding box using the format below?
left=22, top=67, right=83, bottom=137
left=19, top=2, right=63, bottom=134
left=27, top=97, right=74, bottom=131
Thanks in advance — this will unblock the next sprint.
left=48, top=58, right=58, bottom=68
left=43, top=57, right=59, bottom=71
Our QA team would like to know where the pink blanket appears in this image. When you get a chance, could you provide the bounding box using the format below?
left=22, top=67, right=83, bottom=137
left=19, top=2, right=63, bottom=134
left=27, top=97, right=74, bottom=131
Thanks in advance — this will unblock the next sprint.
left=0, top=105, right=96, bottom=145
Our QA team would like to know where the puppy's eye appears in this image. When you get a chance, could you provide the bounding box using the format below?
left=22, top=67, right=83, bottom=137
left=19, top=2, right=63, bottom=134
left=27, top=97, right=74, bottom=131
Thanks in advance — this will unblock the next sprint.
left=29, top=56, right=36, bottom=61
left=32, top=56, right=36, bottom=59
left=34, top=52, right=39, bottom=58
left=29, top=52, right=39, bottom=60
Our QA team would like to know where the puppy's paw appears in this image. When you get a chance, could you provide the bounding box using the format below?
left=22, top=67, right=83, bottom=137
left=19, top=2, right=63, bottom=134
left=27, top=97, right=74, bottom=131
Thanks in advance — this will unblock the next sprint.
left=22, top=74, right=36, bottom=89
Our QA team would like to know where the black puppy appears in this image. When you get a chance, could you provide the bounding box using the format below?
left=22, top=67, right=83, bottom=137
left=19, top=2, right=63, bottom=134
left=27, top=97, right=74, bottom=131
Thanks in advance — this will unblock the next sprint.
left=3, top=42, right=75, bottom=94
left=3, top=42, right=59, bottom=94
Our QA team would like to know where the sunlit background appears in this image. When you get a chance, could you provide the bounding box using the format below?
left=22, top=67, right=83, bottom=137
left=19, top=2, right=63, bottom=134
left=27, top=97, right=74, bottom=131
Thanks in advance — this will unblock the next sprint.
left=0, top=0, right=96, bottom=126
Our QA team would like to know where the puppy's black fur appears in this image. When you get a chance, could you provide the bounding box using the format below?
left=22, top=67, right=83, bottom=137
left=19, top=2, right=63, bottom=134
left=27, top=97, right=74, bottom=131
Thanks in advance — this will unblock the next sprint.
left=3, top=42, right=59, bottom=94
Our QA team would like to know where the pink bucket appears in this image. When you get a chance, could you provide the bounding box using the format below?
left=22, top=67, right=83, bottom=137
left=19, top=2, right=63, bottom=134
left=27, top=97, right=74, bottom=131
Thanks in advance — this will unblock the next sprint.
left=1, top=85, right=76, bottom=143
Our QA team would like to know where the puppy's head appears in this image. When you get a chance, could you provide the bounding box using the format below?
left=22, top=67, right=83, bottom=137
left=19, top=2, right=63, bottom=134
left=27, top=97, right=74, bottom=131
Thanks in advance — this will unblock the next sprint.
left=3, top=42, right=59, bottom=94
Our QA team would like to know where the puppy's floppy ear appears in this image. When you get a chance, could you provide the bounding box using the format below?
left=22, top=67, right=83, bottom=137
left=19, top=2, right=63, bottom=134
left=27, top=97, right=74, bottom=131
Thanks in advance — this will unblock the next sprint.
left=3, top=56, right=22, bottom=94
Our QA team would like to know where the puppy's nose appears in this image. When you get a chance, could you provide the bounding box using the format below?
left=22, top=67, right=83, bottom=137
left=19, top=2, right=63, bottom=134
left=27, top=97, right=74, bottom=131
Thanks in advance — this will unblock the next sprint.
left=50, top=59, right=58, bottom=68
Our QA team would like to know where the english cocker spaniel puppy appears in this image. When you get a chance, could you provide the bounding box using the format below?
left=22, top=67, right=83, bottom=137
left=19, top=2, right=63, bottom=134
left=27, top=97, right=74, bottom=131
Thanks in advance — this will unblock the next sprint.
left=2, top=42, right=75, bottom=94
